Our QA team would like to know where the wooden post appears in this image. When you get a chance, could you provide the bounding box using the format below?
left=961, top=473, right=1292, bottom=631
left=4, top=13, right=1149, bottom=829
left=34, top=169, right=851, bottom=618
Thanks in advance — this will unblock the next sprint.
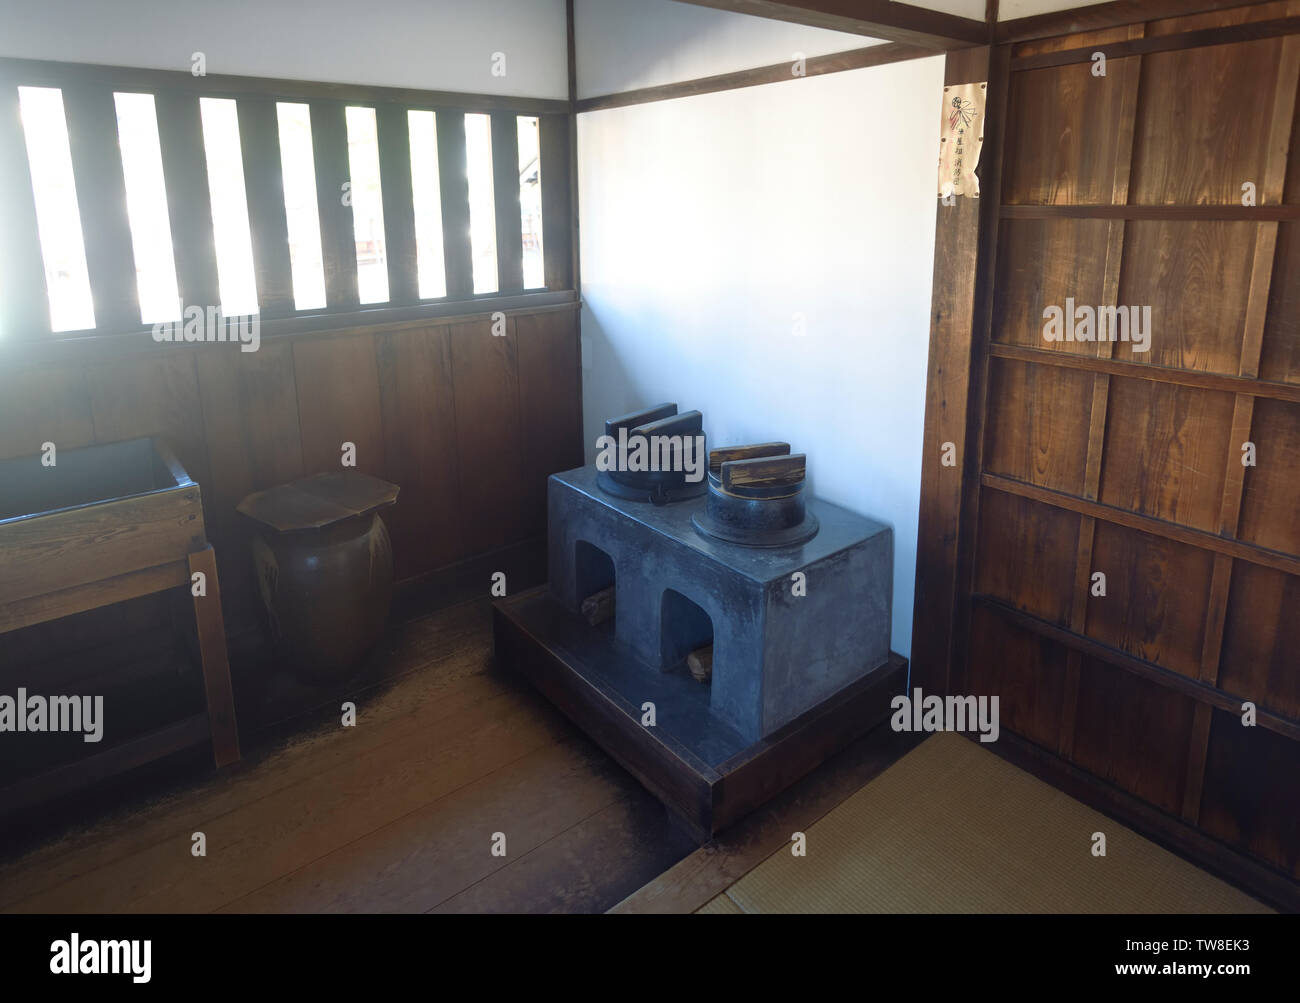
left=188, top=545, right=241, bottom=767
left=910, top=45, right=993, bottom=697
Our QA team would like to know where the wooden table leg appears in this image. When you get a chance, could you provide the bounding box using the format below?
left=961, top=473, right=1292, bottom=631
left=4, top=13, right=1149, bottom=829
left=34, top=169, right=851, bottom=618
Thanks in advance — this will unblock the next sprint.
left=188, top=546, right=241, bottom=767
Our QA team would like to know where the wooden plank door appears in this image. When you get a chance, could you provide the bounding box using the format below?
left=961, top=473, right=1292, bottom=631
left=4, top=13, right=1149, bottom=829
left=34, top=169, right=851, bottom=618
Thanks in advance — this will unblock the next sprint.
left=942, top=3, right=1300, bottom=907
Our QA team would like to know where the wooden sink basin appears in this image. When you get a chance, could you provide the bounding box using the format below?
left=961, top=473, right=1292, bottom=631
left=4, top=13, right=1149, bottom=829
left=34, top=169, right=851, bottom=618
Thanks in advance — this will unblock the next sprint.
left=0, top=437, right=240, bottom=815
left=0, top=438, right=204, bottom=611
left=0, top=437, right=195, bottom=524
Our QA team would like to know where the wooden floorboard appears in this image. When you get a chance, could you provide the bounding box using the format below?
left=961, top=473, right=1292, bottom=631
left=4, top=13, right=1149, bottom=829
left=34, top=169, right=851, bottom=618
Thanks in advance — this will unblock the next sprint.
left=432, top=790, right=699, bottom=914
left=221, top=737, right=642, bottom=913
left=0, top=601, right=508, bottom=908
left=0, top=598, right=696, bottom=914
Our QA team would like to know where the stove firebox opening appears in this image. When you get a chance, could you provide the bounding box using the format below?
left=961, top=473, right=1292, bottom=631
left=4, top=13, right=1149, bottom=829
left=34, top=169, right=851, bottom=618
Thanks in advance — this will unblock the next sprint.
left=574, top=540, right=616, bottom=628
left=660, top=588, right=714, bottom=684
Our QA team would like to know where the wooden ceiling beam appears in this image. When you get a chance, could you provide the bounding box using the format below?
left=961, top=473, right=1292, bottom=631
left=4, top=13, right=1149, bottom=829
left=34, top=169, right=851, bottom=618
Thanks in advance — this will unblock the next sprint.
left=997, top=0, right=1269, bottom=45
left=670, top=0, right=988, bottom=50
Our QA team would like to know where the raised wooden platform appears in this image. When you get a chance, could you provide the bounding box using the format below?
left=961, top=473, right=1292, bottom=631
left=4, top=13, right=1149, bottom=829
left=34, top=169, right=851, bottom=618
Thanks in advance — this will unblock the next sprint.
left=493, top=586, right=907, bottom=840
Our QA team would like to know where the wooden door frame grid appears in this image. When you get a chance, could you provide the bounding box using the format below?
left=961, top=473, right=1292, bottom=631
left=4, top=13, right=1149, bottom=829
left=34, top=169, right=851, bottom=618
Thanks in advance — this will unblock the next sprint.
left=915, top=5, right=1300, bottom=909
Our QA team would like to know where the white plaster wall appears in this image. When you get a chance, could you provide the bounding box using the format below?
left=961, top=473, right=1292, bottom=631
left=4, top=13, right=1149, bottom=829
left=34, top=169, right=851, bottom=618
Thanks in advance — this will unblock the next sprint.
left=577, top=54, right=945, bottom=658
left=575, top=0, right=884, bottom=98
left=0, top=0, right=569, bottom=98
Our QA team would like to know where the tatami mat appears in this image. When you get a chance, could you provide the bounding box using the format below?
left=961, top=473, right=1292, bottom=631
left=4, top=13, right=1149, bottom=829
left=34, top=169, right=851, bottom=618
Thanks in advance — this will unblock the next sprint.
left=698, top=732, right=1271, bottom=914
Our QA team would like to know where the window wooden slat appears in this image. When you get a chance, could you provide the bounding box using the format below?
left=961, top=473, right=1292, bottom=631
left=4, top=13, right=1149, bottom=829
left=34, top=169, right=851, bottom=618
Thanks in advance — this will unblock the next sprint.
left=63, top=83, right=140, bottom=332
left=310, top=101, right=359, bottom=310
left=491, top=112, right=524, bottom=294
left=0, top=86, right=51, bottom=338
left=436, top=110, right=474, bottom=299
left=539, top=113, right=572, bottom=292
left=376, top=103, right=418, bottom=307
left=237, top=95, right=293, bottom=318
left=155, top=90, right=220, bottom=312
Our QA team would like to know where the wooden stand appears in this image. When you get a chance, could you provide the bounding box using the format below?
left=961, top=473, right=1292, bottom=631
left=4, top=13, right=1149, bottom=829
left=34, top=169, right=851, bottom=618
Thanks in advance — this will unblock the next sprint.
left=494, top=586, right=906, bottom=841
left=0, top=438, right=240, bottom=816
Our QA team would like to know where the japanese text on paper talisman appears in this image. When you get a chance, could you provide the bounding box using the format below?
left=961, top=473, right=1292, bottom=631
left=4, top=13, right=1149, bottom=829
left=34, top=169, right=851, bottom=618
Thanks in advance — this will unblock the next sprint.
left=937, top=81, right=986, bottom=199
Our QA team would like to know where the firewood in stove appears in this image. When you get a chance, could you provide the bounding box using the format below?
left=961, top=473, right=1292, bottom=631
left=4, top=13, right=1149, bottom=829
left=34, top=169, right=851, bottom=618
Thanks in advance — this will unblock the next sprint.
left=581, top=586, right=616, bottom=626
left=687, top=644, right=713, bottom=683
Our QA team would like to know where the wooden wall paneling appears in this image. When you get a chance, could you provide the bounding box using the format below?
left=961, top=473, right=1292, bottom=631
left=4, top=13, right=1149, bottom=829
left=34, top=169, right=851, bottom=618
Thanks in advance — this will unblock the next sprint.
left=447, top=318, right=526, bottom=556
left=237, top=95, right=295, bottom=319
left=1183, top=33, right=1299, bottom=821
left=539, top=113, right=574, bottom=291
left=292, top=333, right=386, bottom=477
left=982, top=358, right=1092, bottom=493
left=155, top=91, right=220, bottom=312
left=973, top=491, right=1079, bottom=627
left=951, top=13, right=1300, bottom=900
left=909, top=45, right=991, bottom=696
left=374, top=323, right=467, bottom=580
left=62, top=83, right=139, bottom=334
left=1130, top=31, right=1291, bottom=204
left=1085, top=521, right=1217, bottom=679
left=85, top=352, right=211, bottom=491
left=376, top=103, right=419, bottom=308
left=0, top=363, right=94, bottom=460
left=990, top=219, right=1110, bottom=353
left=1058, top=42, right=1141, bottom=757
left=436, top=110, right=474, bottom=299
left=966, top=605, right=1068, bottom=750
left=1114, top=221, right=1257, bottom=373
left=514, top=308, right=583, bottom=539
left=1001, top=57, right=1140, bottom=205
left=310, top=101, right=360, bottom=310
left=1257, top=222, right=1300, bottom=381
left=1070, top=654, right=1198, bottom=815
left=1218, top=560, right=1300, bottom=720
left=1238, top=398, right=1300, bottom=554
left=491, top=112, right=524, bottom=293
left=194, top=343, right=306, bottom=624
left=0, top=83, right=51, bottom=338
left=1200, top=708, right=1300, bottom=878
left=1096, top=379, right=1237, bottom=531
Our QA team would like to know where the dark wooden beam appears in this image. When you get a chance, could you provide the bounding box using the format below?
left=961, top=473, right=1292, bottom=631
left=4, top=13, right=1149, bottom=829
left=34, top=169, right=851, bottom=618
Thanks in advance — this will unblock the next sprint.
left=0, top=85, right=52, bottom=338
left=155, top=91, right=220, bottom=312
left=539, top=114, right=573, bottom=291
left=1010, top=15, right=1300, bottom=69
left=1002, top=203, right=1300, bottom=219
left=948, top=42, right=1010, bottom=698
left=436, top=110, right=474, bottom=299
left=973, top=596, right=1300, bottom=743
left=566, top=0, right=580, bottom=296
left=63, top=84, right=140, bottom=333
left=0, top=57, right=568, bottom=116
left=909, top=45, right=992, bottom=698
left=376, top=103, right=419, bottom=307
left=237, top=95, right=295, bottom=318
left=671, top=0, right=986, bottom=49
left=310, top=101, right=360, bottom=310
left=998, top=0, right=1268, bottom=45
left=576, top=42, right=934, bottom=112
left=491, top=113, right=525, bottom=293
left=988, top=342, right=1300, bottom=407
